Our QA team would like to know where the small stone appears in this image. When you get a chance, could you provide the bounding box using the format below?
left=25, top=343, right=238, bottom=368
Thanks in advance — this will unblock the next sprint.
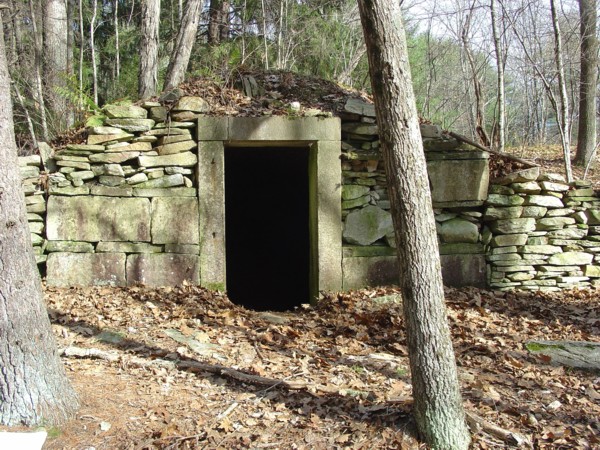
left=524, top=195, right=564, bottom=208
left=511, top=181, right=541, bottom=194
left=493, top=167, right=540, bottom=185
left=67, top=170, right=95, bottom=181
left=127, top=173, right=149, bottom=185
left=540, top=181, right=570, bottom=192
left=98, top=175, right=126, bottom=187
left=155, top=140, right=197, bottom=155
left=484, top=206, right=522, bottom=220
left=104, top=163, right=125, bottom=176
left=522, top=206, right=547, bottom=218
left=134, top=173, right=184, bottom=189
left=88, top=126, right=127, bottom=135
left=519, top=245, right=562, bottom=255
left=173, top=96, right=210, bottom=112
left=342, top=185, right=371, bottom=201
left=491, top=234, right=528, bottom=247
left=486, top=194, right=525, bottom=207
left=490, top=218, right=536, bottom=234
left=536, top=217, right=576, bottom=231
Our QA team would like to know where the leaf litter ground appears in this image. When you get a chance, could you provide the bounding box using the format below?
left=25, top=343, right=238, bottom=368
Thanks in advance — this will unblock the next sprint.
left=39, top=285, right=599, bottom=449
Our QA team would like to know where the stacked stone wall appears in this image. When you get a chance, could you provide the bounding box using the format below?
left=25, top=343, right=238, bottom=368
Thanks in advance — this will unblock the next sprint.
left=484, top=167, right=600, bottom=291
left=18, top=155, right=46, bottom=265
left=40, top=98, right=207, bottom=287
left=339, top=98, right=489, bottom=289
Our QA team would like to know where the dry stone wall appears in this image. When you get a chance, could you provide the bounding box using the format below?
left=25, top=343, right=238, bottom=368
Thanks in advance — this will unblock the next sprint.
left=21, top=92, right=600, bottom=293
left=339, top=98, right=489, bottom=289
left=19, top=155, right=46, bottom=265
left=41, top=98, right=206, bottom=287
left=484, top=167, right=600, bottom=291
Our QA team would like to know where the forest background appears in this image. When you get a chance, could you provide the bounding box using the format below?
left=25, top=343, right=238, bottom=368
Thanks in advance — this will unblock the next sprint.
left=5, top=0, right=599, bottom=166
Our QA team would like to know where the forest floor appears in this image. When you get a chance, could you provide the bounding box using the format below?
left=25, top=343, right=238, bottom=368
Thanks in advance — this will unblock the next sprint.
left=10, top=132, right=600, bottom=448
left=31, top=282, right=599, bottom=450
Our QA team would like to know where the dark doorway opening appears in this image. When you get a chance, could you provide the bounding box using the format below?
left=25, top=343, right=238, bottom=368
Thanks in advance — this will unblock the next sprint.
left=225, top=146, right=309, bottom=311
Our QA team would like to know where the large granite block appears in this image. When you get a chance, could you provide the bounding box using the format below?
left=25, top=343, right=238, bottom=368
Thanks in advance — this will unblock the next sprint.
left=126, top=254, right=200, bottom=286
left=151, top=197, right=199, bottom=244
left=428, top=158, right=489, bottom=204
left=46, top=252, right=126, bottom=286
left=47, top=196, right=151, bottom=242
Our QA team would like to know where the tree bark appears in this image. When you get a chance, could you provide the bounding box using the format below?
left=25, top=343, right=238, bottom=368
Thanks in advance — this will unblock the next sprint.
left=138, top=0, right=160, bottom=98
left=30, top=0, right=49, bottom=140
left=356, top=0, right=470, bottom=448
left=490, top=0, right=505, bottom=152
left=550, top=0, right=573, bottom=182
left=90, top=0, right=98, bottom=105
left=0, top=18, right=79, bottom=427
left=163, top=0, right=202, bottom=92
left=208, top=0, right=229, bottom=45
left=43, top=0, right=69, bottom=132
left=574, top=0, right=598, bottom=166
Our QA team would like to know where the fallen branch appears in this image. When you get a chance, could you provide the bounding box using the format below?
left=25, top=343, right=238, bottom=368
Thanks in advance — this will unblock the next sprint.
left=59, top=346, right=338, bottom=395
left=447, top=131, right=539, bottom=168
left=465, top=410, right=531, bottom=448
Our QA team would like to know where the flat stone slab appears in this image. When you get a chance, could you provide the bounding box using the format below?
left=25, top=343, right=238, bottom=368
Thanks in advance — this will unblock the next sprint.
left=47, top=252, right=126, bottom=286
left=526, top=340, right=600, bottom=370
left=126, top=254, right=200, bottom=286
left=138, top=151, right=197, bottom=168
left=47, top=196, right=151, bottom=242
left=428, top=159, right=489, bottom=203
left=547, top=252, right=594, bottom=266
left=103, top=104, right=148, bottom=119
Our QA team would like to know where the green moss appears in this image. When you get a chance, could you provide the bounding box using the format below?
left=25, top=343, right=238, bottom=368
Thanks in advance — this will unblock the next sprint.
left=525, top=342, right=565, bottom=352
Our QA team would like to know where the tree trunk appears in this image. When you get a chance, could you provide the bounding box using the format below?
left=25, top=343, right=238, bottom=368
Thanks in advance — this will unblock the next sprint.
left=90, top=0, right=98, bottom=105
left=44, top=0, right=69, bottom=132
left=163, top=0, right=202, bottom=92
left=356, top=0, right=470, bottom=449
left=208, top=0, right=228, bottom=45
left=574, top=0, right=598, bottom=166
left=490, top=0, right=505, bottom=152
left=29, top=0, right=49, bottom=140
left=115, top=0, right=120, bottom=81
left=0, top=18, right=79, bottom=427
left=550, top=0, right=573, bottom=182
left=138, top=0, right=160, bottom=98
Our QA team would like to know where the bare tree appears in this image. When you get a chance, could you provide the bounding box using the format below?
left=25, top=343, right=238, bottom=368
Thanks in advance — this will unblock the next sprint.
left=44, top=0, right=71, bottom=131
left=357, top=0, right=471, bottom=448
left=490, top=0, right=505, bottom=151
left=163, top=0, right=202, bottom=91
left=90, top=0, right=98, bottom=105
left=550, top=0, right=573, bottom=182
left=29, top=0, right=49, bottom=140
left=574, top=0, right=598, bottom=166
left=0, top=14, right=79, bottom=427
left=139, top=0, right=160, bottom=98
